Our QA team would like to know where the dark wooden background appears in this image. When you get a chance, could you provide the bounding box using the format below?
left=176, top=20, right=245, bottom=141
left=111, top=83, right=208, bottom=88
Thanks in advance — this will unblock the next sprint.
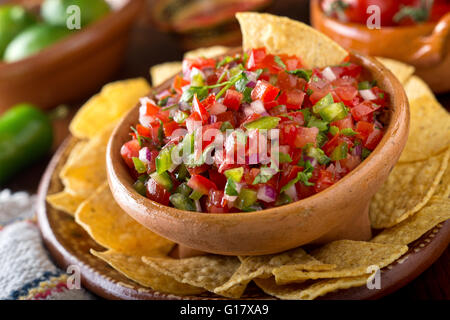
left=3, top=0, right=449, bottom=299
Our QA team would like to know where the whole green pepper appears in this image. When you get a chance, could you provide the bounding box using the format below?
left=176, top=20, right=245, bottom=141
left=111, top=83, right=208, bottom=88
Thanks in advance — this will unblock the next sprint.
left=0, top=104, right=53, bottom=185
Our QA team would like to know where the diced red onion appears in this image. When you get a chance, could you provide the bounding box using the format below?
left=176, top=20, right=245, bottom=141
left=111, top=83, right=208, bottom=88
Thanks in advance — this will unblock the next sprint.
left=352, top=144, right=362, bottom=157
left=194, top=199, right=202, bottom=212
left=209, top=102, right=227, bottom=115
left=246, top=81, right=256, bottom=88
left=139, top=147, right=151, bottom=165
left=285, top=184, right=298, bottom=202
left=359, top=89, right=377, bottom=101
left=209, top=114, right=218, bottom=124
left=257, top=185, right=276, bottom=203
left=245, top=71, right=258, bottom=83
left=303, top=156, right=317, bottom=167
left=155, top=90, right=170, bottom=101
left=250, top=100, right=267, bottom=115
left=322, top=67, right=336, bottom=81
left=224, top=194, right=237, bottom=203
left=179, top=101, right=191, bottom=111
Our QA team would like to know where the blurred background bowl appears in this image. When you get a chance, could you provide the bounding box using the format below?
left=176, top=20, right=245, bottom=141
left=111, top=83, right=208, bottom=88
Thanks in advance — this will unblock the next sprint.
left=0, top=0, right=144, bottom=112
left=310, top=0, right=450, bottom=93
left=149, top=0, right=273, bottom=50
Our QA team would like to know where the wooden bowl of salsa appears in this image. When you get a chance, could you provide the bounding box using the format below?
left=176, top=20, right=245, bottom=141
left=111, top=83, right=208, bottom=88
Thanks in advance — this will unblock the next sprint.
left=311, top=0, right=450, bottom=93
left=106, top=48, right=409, bottom=256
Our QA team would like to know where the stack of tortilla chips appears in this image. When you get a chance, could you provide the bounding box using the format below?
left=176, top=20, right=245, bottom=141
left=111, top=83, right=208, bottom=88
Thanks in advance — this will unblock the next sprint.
left=47, top=13, right=450, bottom=300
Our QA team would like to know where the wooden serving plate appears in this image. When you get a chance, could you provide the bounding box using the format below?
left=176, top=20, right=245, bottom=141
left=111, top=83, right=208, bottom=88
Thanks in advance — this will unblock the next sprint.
left=37, top=137, right=450, bottom=300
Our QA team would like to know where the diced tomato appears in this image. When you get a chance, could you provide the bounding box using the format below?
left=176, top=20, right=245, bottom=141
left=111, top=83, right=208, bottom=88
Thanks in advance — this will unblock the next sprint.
left=356, top=121, right=384, bottom=150
left=331, top=115, right=354, bottom=130
left=339, top=154, right=361, bottom=172
left=279, top=121, right=298, bottom=147
left=278, top=89, right=305, bottom=110
left=370, top=87, right=388, bottom=107
left=147, top=150, right=159, bottom=173
left=306, top=81, right=333, bottom=105
left=246, top=48, right=267, bottom=71
left=137, top=124, right=152, bottom=138
left=201, top=122, right=223, bottom=149
left=183, top=57, right=216, bottom=72
left=334, top=85, right=358, bottom=104
left=331, top=63, right=362, bottom=78
left=351, top=101, right=382, bottom=122
left=264, top=100, right=279, bottom=110
left=268, top=104, right=288, bottom=116
left=322, top=134, right=354, bottom=156
left=202, top=94, right=216, bottom=109
left=279, top=165, right=302, bottom=190
left=206, top=189, right=229, bottom=213
left=283, top=55, right=303, bottom=71
left=223, top=89, right=243, bottom=111
left=187, top=165, right=208, bottom=175
left=172, top=75, right=189, bottom=94
left=294, top=127, right=319, bottom=148
left=186, top=112, right=202, bottom=132
left=251, top=80, right=281, bottom=103
left=192, top=94, right=209, bottom=124
left=243, top=167, right=260, bottom=185
left=216, top=111, right=236, bottom=127
left=313, top=169, right=335, bottom=193
left=208, top=169, right=227, bottom=190
left=286, top=111, right=305, bottom=126
left=163, top=121, right=180, bottom=137
left=188, top=174, right=218, bottom=195
left=144, top=100, right=159, bottom=116
left=277, top=71, right=298, bottom=89
left=146, top=178, right=170, bottom=206
left=120, top=139, right=140, bottom=168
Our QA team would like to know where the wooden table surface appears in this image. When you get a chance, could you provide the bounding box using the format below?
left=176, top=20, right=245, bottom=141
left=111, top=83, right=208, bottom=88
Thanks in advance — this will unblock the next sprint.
left=3, top=0, right=449, bottom=300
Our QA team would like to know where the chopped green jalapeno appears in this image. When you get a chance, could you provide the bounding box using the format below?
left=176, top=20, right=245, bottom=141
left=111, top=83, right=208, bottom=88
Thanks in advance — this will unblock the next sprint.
left=330, top=142, right=348, bottom=161
left=169, top=193, right=196, bottom=211
left=150, top=171, right=173, bottom=191
left=244, top=116, right=280, bottom=130
left=235, top=188, right=258, bottom=209
left=224, top=167, right=244, bottom=182
left=132, top=157, right=147, bottom=174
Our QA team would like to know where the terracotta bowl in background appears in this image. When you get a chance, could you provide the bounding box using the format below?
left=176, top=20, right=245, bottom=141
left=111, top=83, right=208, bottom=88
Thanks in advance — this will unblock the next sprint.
left=0, top=0, right=144, bottom=112
left=310, top=0, right=450, bottom=93
left=106, top=51, right=409, bottom=256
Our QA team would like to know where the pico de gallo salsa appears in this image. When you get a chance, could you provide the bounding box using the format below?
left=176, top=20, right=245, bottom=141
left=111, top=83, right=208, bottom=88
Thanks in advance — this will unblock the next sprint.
left=121, top=47, right=389, bottom=213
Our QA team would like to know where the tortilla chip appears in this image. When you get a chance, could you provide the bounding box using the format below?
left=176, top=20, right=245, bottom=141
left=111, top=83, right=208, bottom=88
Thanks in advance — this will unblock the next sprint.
left=150, top=62, right=182, bottom=87
left=214, top=248, right=335, bottom=298
left=399, top=96, right=450, bottom=163
left=370, top=148, right=449, bottom=229
left=372, top=197, right=450, bottom=245
left=46, top=190, right=85, bottom=216
left=70, top=78, right=150, bottom=139
left=376, top=57, right=415, bottom=85
left=255, top=275, right=369, bottom=300
left=435, top=164, right=450, bottom=198
left=236, top=12, right=348, bottom=68
left=60, top=124, right=115, bottom=198
left=76, top=183, right=174, bottom=257
left=142, top=255, right=240, bottom=298
left=273, top=240, right=407, bottom=283
left=403, top=75, right=434, bottom=102
left=184, top=46, right=229, bottom=59
left=91, top=250, right=204, bottom=295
